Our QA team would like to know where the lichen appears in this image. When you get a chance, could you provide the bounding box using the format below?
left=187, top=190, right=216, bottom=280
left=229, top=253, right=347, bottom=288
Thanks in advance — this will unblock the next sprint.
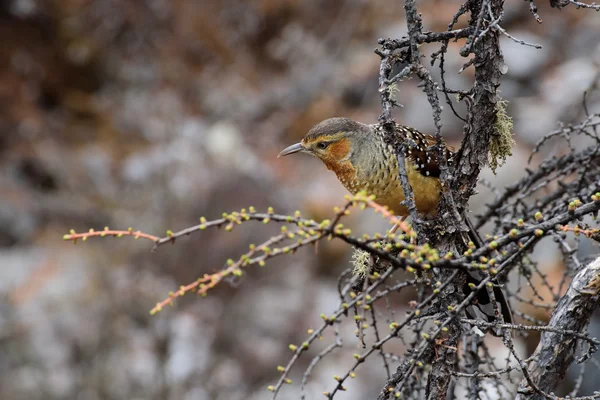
left=489, top=99, right=515, bottom=174
left=351, top=247, right=371, bottom=276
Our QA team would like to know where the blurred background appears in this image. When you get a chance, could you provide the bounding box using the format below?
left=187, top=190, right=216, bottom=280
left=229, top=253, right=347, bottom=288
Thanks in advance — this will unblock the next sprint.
left=0, top=0, right=599, bottom=399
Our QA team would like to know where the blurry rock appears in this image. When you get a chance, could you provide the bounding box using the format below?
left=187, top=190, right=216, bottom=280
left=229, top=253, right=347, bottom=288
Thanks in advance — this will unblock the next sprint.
left=205, top=121, right=272, bottom=181
left=501, top=32, right=549, bottom=79
left=166, top=313, right=213, bottom=383
left=17, top=158, right=58, bottom=192
left=542, top=58, right=597, bottom=108
left=513, top=98, right=557, bottom=143
left=9, top=0, right=37, bottom=17
left=0, top=201, right=37, bottom=246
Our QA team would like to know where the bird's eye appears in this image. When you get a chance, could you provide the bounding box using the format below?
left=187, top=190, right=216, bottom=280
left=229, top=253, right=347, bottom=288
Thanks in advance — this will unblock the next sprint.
left=317, top=142, right=329, bottom=150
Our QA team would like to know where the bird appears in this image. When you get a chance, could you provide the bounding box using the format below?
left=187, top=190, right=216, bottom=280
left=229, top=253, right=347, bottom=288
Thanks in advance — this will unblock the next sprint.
left=278, top=117, right=450, bottom=219
left=278, top=117, right=512, bottom=333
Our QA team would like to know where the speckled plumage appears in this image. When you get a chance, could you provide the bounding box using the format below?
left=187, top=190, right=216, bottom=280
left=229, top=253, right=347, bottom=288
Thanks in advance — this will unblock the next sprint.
left=299, top=117, right=454, bottom=217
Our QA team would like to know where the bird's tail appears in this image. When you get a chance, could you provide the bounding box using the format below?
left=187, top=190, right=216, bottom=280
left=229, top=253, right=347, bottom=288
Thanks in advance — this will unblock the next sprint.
left=464, top=216, right=513, bottom=335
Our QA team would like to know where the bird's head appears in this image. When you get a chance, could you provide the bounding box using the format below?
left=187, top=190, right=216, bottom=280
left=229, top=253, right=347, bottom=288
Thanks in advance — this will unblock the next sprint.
left=278, top=118, right=370, bottom=169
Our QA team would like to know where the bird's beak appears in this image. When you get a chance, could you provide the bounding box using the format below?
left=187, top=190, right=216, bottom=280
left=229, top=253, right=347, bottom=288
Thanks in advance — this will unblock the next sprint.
left=278, top=142, right=304, bottom=158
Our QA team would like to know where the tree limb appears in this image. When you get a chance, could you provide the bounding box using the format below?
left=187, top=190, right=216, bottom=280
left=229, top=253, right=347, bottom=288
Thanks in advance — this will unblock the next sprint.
left=516, top=256, right=600, bottom=400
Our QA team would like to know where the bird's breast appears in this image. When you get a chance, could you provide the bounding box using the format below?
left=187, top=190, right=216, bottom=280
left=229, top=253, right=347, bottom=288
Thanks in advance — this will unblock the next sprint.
left=333, top=156, right=441, bottom=217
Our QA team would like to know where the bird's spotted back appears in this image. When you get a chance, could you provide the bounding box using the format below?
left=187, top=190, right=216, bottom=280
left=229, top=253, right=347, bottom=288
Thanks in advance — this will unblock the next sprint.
left=381, top=124, right=455, bottom=179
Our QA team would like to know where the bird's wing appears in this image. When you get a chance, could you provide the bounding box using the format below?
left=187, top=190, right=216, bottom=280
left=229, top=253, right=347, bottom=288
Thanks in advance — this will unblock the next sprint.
left=423, top=134, right=456, bottom=153
left=388, top=125, right=455, bottom=178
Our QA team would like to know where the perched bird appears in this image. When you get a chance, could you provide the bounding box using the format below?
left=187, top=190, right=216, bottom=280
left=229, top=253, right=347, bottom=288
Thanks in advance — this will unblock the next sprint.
left=278, top=117, right=450, bottom=219
left=279, top=117, right=512, bottom=332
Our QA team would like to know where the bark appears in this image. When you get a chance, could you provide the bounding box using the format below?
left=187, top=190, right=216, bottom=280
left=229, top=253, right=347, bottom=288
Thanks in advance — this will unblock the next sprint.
left=515, top=257, right=600, bottom=400
left=427, top=0, right=506, bottom=398
left=455, top=0, right=505, bottom=206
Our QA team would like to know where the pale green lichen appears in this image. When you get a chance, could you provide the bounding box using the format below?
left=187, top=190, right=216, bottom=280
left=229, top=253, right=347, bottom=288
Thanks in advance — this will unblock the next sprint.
left=351, top=248, right=371, bottom=277
left=385, top=82, right=402, bottom=104
left=489, top=99, right=515, bottom=174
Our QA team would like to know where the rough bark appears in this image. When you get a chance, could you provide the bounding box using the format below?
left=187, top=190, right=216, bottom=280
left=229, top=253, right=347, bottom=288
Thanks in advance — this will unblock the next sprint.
left=515, top=257, right=600, bottom=400
left=455, top=0, right=505, bottom=206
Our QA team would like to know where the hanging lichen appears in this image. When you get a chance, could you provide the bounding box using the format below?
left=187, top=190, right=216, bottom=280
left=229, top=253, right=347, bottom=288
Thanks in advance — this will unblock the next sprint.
left=489, top=98, right=515, bottom=174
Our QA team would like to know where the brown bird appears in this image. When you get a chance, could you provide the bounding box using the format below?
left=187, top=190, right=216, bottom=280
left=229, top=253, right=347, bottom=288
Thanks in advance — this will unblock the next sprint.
left=278, top=117, right=451, bottom=219
left=279, top=117, right=512, bottom=333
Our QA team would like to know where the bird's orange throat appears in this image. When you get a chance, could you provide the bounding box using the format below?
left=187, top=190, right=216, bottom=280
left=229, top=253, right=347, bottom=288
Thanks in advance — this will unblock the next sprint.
left=323, top=158, right=356, bottom=181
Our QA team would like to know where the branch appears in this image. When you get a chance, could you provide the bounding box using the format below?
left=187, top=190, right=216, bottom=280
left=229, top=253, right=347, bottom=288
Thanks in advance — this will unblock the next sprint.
left=550, top=0, right=600, bottom=10
left=381, top=28, right=473, bottom=51
left=455, top=0, right=505, bottom=202
left=515, top=256, right=600, bottom=400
